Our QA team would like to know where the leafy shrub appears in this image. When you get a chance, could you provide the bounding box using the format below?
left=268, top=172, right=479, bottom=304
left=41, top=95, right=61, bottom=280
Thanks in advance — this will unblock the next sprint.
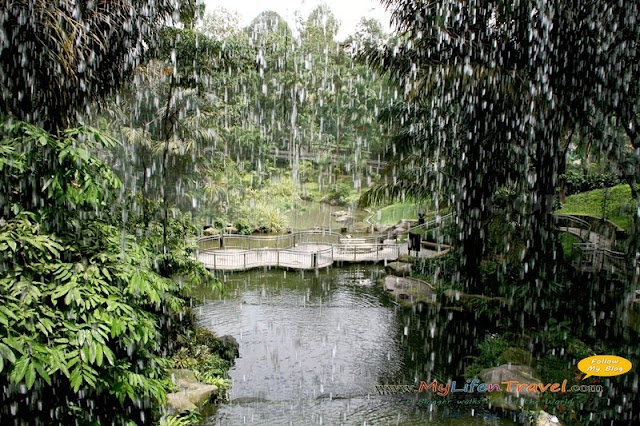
left=213, top=217, right=226, bottom=228
left=234, top=217, right=252, bottom=235
left=323, top=182, right=353, bottom=205
left=0, top=121, right=215, bottom=424
left=414, top=250, right=460, bottom=287
left=159, top=410, right=202, bottom=426
left=254, top=203, right=288, bottom=233
left=562, top=170, right=620, bottom=195
left=464, top=334, right=513, bottom=378
left=171, top=328, right=233, bottom=402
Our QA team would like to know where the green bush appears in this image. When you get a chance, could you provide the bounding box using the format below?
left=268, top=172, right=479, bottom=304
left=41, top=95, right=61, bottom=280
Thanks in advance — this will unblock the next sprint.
left=234, top=218, right=252, bottom=235
left=0, top=121, right=215, bottom=424
left=562, top=170, right=620, bottom=195
left=159, top=410, right=202, bottom=426
left=324, top=182, right=353, bottom=205
left=464, top=334, right=513, bottom=378
left=559, top=232, right=582, bottom=261
left=414, top=250, right=460, bottom=286
left=171, top=328, right=233, bottom=402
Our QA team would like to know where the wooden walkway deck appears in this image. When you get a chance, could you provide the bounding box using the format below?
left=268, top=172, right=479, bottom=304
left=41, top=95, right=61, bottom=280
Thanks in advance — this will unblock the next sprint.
left=196, top=217, right=455, bottom=272
left=197, top=243, right=400, bottom=271
left=197, top=213, right=638, bottom=274
left=555, top=214, right=637, bottom=275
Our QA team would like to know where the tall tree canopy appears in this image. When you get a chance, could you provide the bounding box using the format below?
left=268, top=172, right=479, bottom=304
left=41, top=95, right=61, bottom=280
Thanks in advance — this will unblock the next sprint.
left=362, top=0, right=639, bottom=291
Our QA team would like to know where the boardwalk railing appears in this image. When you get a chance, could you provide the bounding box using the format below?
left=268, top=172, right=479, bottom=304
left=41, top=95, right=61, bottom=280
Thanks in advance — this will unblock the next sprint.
left=346, top=213, right=455, bottom=245
left=405, top=213, right=454, bottom=236
left=196, top=214, right=457, bottom=271
left=199, top=247, right=335, bottom=271
left=555, top=214, right=592, bottom=241
left=572, top=243, right=628, bottom=275
left=553, top=214, right=634, bottom=275
left=198, top=243, right=399, bottom=271
left=197, top=229, right=401, bottom=271
left=198, top=230, right=342, bottom=251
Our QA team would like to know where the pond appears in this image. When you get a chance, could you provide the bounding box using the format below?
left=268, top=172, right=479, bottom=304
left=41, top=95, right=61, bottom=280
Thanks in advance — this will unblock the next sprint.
left=194, top=265, right=516, bottom=425
left=285, top=200, right=371, bottom=232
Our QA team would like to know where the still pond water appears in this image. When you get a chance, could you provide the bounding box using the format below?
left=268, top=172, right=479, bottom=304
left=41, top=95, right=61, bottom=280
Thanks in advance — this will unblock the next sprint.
left=194, top=265, right=516, bottom=425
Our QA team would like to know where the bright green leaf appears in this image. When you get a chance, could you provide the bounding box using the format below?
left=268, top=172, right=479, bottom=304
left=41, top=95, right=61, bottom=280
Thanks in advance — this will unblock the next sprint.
left=25, top=363, right=36, bottom=389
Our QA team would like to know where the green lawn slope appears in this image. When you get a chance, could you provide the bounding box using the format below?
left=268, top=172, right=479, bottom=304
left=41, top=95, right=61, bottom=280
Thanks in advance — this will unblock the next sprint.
left=556, top=184, right=636, bottom=230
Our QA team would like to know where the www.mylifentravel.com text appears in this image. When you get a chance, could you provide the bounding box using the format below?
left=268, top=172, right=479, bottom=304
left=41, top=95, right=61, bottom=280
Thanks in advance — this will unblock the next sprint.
left=375, top=380, right=602, bottom=396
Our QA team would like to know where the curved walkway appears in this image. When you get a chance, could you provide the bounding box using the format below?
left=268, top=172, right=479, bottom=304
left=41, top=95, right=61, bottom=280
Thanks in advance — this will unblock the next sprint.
left=555, top=214, right=635, bottom=275
left=197, top=216, right=455, bottom=272
left=198, top=243, right=399, bottom=271
left=197, top=212, right=636, bottom=274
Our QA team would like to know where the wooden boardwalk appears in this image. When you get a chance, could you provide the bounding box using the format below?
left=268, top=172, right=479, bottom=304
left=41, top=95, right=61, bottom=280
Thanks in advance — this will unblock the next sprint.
left=196, top=217, right=457, bottom=272
left=198, top=243, right=399, bottom=271
left=196, top=213, right=638, bottom=275
left=197, top=213, right=637, bottom=274
left=555, top=214, right=637, bottom=275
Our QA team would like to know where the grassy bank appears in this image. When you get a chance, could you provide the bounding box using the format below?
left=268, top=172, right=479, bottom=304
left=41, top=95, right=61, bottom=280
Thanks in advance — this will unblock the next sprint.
left=556, top=184, right=636, bottom=230
left=371, top=202, right=419, bottom=224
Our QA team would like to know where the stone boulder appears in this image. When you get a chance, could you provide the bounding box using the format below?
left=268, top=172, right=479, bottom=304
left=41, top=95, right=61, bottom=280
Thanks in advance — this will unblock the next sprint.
left=374, top=224, right=391, bottom=233
left=335, top=215, right=355, bottom=223
left=385, top=261, right=412, bottom=276
left=501, top=347, right=535, bottom=367
left=479, top=364, right=543, bottom=410
left=393, top=224, right=408, bottom=233
left=165, top=369, right=218, bottom=414
left=535, top=410, right=562, bottom=425
left=353, top=222, right=371, bottom=232
left=382, top=275, right=434, bottom=305
left=203, top=227, right=219, bottom=236
left=218, top=334, right=240, bottom=361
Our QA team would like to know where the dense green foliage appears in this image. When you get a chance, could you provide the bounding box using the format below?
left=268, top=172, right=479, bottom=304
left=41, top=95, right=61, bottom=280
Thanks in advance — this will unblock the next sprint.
left=100, top=8, right=394, bottom=232
left=1, top=0, right=637, bottom=424
left=0, top=121, right=214, bottom=423
left=562, top=170, right=621, bottom=196
left=361, top=0, right=640, bottom=293
left=171, top=328, right=234, bottom=401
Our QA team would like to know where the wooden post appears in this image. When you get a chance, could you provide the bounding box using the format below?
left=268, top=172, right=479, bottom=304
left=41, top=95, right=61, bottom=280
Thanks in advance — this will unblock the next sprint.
left=244, top=253, right=246, bottom=270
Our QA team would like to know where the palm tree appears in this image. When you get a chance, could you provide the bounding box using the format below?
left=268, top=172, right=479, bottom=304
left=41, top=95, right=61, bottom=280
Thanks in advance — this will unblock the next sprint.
left=0, top=0, right=175, bottom=132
